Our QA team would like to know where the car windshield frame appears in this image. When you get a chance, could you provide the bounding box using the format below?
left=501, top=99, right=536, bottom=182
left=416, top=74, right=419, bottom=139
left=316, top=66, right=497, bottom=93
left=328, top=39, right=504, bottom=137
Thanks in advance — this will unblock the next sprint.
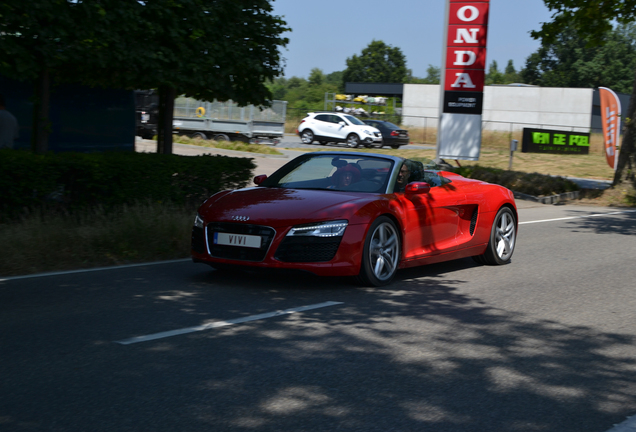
left=259, top=153, right=396, bottom=194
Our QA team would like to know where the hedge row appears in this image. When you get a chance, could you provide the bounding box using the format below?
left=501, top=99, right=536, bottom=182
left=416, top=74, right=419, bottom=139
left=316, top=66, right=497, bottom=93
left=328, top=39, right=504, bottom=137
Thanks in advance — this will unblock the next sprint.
left=454, top=165, right=580, bottom=197
left=0, top=150, right=256, bottom=217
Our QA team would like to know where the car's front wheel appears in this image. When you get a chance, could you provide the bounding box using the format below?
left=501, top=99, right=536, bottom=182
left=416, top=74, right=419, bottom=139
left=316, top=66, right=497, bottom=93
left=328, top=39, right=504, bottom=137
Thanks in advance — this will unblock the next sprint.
left=301, top=130, right=314, bottom=144
left=357, top=216, right=400, bottom=286
left=346, top=134, right=360, bottom=148
left=473, top=206, right=517, bottom=265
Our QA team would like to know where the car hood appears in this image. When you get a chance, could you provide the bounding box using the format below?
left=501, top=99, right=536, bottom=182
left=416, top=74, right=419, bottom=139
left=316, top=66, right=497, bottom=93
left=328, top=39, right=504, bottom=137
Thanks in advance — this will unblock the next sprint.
left=199, top=187, right=381, bottom=227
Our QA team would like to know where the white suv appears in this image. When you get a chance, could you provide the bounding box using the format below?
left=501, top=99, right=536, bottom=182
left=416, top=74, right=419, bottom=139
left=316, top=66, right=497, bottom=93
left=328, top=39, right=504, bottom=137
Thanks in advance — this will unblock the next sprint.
left=297, top=112, right=383, bottom=148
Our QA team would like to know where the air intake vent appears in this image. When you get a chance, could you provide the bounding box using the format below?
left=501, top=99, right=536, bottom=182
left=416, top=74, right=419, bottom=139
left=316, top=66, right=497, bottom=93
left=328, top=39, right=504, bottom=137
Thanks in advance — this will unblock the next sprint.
left=470, top=207, right=479, bottom=236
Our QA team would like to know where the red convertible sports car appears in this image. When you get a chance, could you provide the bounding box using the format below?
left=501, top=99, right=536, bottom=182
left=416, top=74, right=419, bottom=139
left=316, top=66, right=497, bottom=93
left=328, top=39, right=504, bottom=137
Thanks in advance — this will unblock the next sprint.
left=191, top=152, right=517, bottom=286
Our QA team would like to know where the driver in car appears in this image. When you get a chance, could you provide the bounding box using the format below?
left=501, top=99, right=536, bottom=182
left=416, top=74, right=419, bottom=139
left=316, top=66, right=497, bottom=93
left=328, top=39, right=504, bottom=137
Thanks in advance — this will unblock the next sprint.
left=395, top=162, right=411, bottom=192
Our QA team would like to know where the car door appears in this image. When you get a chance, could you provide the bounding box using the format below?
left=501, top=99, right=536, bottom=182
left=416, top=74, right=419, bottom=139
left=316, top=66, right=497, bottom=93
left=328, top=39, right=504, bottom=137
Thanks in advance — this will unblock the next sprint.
left=330, top=115, right=349, bottom=139
left=396, top=169, right=466, bottom=258
left=313, top=114, right=335, bottom=139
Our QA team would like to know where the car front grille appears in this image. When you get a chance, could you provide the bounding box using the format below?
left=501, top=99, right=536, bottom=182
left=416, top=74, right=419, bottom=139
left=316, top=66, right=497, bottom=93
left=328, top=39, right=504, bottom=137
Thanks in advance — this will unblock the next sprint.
left=275, top=236, right=342, bottom=262
left=206, top=223, right=275, bottom=262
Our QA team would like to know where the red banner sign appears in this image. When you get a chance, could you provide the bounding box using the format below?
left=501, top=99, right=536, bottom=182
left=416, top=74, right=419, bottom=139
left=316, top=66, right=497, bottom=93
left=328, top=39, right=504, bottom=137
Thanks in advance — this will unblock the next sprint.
left=443, top=0, right=490, bottom=107
left=599, top=87, right=621, bottom=170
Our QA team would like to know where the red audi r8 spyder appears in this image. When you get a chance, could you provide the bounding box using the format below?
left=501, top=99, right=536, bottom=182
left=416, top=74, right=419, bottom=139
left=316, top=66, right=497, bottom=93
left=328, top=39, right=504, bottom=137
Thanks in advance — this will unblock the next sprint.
left=191, top=152, right=517, bottom=286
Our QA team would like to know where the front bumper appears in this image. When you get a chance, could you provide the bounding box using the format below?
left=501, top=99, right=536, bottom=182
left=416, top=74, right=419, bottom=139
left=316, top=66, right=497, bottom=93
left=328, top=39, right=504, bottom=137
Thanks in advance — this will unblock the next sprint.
left=191, top=222, right=367, bottom=277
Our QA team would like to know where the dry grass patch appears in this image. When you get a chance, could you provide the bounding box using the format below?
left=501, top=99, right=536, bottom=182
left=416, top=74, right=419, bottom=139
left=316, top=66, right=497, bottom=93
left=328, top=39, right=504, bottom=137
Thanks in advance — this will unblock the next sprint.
left=175, top=135, right=283, bottom=155
left=0, top=203, right=193, bottom=277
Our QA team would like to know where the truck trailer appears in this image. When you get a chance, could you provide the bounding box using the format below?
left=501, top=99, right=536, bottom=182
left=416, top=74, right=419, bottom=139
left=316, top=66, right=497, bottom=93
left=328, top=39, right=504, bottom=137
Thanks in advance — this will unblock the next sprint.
left=172, top=97, right=287, bottom=145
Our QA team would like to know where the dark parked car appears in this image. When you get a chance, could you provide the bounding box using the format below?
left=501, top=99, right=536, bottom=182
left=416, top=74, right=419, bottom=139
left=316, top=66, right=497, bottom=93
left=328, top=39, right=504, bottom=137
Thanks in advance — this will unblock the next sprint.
left=135, top=90, right=159, bottom=139
left=362, top=120, right=410, bottom=149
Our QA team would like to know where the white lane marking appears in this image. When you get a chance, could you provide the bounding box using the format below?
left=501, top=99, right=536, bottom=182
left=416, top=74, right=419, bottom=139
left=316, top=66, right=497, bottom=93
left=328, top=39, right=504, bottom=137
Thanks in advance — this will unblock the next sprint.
left=115, top=301, right=344, bottom=345
left=604, top=413, right=636, bottom=432
left=0, top=259, right=191, bottom=282
left=520, top=209, right=636, bottom=225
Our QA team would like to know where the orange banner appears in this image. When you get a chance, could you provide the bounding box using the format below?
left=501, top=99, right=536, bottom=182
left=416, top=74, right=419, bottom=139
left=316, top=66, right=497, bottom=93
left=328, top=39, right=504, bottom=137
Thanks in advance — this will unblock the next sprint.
left=599, top=87, right=621, bottom=170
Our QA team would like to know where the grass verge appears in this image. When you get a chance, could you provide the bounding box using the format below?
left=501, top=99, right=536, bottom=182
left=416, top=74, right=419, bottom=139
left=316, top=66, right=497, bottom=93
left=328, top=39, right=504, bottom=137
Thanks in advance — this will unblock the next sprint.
left=0, top=203, right=193, bottom=277
left=174, top=135, right=283, bottom=155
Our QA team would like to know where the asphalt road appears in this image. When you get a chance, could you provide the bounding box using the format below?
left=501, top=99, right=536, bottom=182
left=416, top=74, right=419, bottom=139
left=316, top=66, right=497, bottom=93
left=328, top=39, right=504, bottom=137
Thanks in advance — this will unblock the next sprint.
left=1, top=204, right=635, bottom=432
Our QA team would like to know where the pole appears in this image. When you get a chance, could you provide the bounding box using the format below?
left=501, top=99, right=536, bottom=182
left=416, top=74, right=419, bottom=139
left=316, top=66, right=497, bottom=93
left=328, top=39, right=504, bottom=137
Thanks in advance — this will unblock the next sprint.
left=509, top=139, right=518, bottom=170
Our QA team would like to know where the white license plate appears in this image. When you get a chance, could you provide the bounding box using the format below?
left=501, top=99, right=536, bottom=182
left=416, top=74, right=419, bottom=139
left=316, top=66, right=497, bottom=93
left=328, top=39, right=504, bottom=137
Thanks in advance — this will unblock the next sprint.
left=214, top=232, right=261, bottom=248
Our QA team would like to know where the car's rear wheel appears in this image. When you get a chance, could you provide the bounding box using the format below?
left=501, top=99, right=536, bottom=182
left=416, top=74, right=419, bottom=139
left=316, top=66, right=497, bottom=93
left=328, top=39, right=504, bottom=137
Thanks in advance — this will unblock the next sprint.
left=301, top=130, right=314, bottom=144
left=473, top=206, right=516, bottom=265
left=346, top=133, right=360, bottom=148
left=319, top=141, right=328, bottom=145
left=213, top=134, right=230, bottom=142
left=391, top=144, right=400, bottom=149
left=357, top=216, right=400, bottom=286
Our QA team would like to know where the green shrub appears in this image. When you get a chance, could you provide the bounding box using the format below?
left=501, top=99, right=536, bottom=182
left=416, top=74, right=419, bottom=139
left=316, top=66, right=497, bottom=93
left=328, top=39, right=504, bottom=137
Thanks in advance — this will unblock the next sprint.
left=0, top=149, right=255, bottom=219
left=455, top=165, right=580, bottom=196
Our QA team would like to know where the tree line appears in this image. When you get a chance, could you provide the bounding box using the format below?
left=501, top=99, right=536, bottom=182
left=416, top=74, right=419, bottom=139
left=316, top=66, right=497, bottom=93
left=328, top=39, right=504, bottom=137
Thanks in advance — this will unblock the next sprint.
left=271, top=24, right=636, bottom=116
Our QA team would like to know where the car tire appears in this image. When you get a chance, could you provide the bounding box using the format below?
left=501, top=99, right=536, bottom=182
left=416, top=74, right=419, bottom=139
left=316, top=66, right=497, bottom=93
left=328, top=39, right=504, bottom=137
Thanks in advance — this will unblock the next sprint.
left=472, top=206, right=517, bottom=265
left=191, top=132, right=207, bottom=139
left=391, top=145, right=400, bottom=149
left=346, top=134, right=360, bottom=148
left=357, top=216, right=401, bottom=286
left=301, top=130, right=314, bottom=144
left=319, top=141, right=328, bottom=145
left=213, top=134, right=230, bottom=142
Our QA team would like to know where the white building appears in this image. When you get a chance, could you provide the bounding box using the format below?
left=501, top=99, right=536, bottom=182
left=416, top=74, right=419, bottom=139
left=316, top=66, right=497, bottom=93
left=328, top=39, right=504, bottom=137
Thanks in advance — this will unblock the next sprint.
left=403, top=84, right=598, bottom=133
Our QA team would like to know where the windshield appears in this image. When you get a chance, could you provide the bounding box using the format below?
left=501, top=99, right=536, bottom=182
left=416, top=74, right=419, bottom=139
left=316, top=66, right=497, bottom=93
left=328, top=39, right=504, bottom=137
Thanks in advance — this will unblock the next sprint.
left=261, top=154, right=394, bottom=193
left=344, top=115, right=365, bottom=126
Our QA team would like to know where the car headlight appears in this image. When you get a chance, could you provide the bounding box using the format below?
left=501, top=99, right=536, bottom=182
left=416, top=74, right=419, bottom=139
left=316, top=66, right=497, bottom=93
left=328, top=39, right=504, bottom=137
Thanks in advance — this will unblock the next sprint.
left=287, top=220, right=348, bottom=237
left=194, top=213, right=204, bottom=229
left=363, top=129, right=374, bottom=136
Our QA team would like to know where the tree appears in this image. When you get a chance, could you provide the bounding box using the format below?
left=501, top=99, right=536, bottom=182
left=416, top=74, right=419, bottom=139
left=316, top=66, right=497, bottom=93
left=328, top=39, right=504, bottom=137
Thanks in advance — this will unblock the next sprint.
left=0, top=0, right=289, bottom=154
left=266, top=68, right=343, bottom=116
left=504, top=60, right=521, bottom=84
left=532, top=1, right=636, bottom=188
left=485, top=61, right=505, bottom=85
left=522, top=25, right=636, bottom=93
left=343, top=40, right=408, bottom=85
left=308, top=68, right=324, bottom=87
left=324, top=70, right=345, bottom=92
left=409, top=65, right=441, bottom=84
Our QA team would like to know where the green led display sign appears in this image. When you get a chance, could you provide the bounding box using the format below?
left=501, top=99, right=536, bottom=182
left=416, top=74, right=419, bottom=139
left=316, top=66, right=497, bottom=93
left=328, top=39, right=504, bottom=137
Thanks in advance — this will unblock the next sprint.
left=521, top=128, right=590, bottom=155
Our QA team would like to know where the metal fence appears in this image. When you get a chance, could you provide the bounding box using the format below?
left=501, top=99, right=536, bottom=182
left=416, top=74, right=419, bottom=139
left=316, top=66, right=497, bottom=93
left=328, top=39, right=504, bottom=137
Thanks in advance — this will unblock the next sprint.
left=402, top=115, right=594, bottom=134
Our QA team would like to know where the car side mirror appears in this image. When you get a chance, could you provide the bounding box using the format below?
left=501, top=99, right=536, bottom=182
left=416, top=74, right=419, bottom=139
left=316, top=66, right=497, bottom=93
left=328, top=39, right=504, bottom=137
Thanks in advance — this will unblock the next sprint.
left=253, top=175, right=268, bottom=185
left=339, top=121, right=346, bottom=126
left=405, top=182, right=431, bottom=194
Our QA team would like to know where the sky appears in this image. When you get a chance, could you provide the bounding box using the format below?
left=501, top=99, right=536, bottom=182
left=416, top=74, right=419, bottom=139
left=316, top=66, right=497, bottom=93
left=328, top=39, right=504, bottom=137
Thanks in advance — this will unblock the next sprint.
left=271, top=0, right=555, bottom=79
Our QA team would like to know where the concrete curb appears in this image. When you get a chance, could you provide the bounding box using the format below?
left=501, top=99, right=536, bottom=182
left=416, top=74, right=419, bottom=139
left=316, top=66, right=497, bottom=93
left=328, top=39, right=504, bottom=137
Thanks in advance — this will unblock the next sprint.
left=604, top=414, right=636, bottom=432
left=513, top=190, right=580, bottom=205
